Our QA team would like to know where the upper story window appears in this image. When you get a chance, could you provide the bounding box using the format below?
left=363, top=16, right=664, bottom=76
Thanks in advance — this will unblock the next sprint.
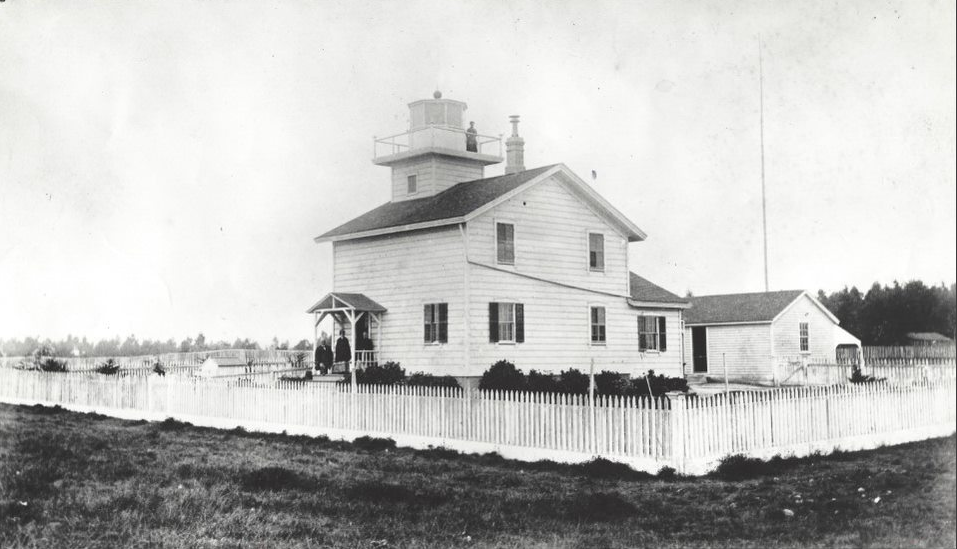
left=638, top=316, right=667, bottom=352
left=407, top=174, right=417, bottom=194
left=590, top=306, right=606, bottom=344
left=799, top=322, right=809, bottom=352
left=496, top=222, right=515, bottom=265
left=588, top=233, right=605, bottom=271
left=423, top=303, right=448, bottom=344
left=489, top=302, right=524, bottom=343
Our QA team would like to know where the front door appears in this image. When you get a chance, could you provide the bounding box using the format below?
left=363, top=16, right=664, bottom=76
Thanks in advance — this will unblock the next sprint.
left=692, top=327, right=708, bottom=373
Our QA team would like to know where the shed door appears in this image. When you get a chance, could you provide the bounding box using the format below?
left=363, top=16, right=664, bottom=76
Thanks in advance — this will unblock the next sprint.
left=692, top=327, right=708, bottom=373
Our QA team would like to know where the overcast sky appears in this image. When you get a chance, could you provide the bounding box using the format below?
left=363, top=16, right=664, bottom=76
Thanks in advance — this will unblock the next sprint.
left=1, top=0, right=954, bottom=344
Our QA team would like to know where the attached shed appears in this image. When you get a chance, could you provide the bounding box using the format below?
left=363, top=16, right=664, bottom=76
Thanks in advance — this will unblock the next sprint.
left=682, top=290, right=859, bottom=384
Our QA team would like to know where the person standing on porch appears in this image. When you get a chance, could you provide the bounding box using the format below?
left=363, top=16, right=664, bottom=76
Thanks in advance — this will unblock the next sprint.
left=334, top=329, right=352, bottom=371
left=314, top=333, right=333, bottom=375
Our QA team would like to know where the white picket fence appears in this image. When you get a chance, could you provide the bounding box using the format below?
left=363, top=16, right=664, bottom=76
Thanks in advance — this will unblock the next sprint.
left=0, top=349, right=313, bottom=372
left=0, top=369, right=952, bottom=475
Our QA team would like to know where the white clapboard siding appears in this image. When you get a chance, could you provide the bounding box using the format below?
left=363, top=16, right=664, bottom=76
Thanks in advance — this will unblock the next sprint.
left=467, top=175, right=629, bottom=296
left=333, top=226, right=466, bottom=375
left=390, top=156, right=485, bottom=201
left=1, top=369, right=953, bottom=475
left=773, top=294, right=837, bottom=360
left=684, top=325, right=774, bottom=382
left=467, top=265, right=683, bottom=376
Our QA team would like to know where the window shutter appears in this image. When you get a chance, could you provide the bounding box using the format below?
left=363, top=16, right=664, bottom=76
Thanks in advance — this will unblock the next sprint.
left=438, top=303, right=448, bottom=343
left=658, top=316, right=667, bottom=352
left=489, top=303, right=499, bottom=343
left=423, top=304, right=431, bottom=343
left=515, top=303, right=525, bottom=343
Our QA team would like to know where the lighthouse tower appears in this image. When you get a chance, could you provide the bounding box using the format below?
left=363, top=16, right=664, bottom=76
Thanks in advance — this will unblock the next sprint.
left=372, top=91, right=504, bottom=202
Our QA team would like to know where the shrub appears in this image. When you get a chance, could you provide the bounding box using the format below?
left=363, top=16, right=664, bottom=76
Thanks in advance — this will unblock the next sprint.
left=595, top=370, right=629, bottom=395
left=657, top=466, right=678, bottom=479
left=152, top=361, right=166, bottom=376
left=352, top=436, right=396, bottom=452
left=557, top=368, right=589, bottom=394
left=628, top=370, right=689, bottom=397
left=37, top=357, right=67, bottom=372
left=355, top=361, right=406, bottom=385
left=405, top=372, right=460, bottom=388
left=711, top=454, right=770, bottom=480
left=479, top=360, right=526, bottom=392
left=95, top=358, right=120, bottom=375
left=526, top=369, right=559, bottom=393
left=849, top=366, right=885, bottom=384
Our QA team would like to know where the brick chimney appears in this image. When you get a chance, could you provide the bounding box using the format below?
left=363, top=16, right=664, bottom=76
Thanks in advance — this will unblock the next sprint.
left=505, top=115, right=525, bottom=175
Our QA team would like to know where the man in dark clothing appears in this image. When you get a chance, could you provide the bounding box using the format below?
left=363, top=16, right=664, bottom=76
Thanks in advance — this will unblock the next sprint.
left=334, top=329, right=352, bottom=371
left=465, top=121, right=478, bottom=152
left=314, top=335, right=333, bottom=375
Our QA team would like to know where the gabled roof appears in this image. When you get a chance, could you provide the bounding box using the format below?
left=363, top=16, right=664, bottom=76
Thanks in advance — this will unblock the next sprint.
left=315, top=164, right=646, bottom=243
left=628, top=273, right=689, bottom=306
left=306, top=292, right=387, bottom=314
left=684, top=290, right=806, bottom=325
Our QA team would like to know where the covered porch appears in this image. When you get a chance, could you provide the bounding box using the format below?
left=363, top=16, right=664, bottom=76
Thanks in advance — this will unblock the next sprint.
left=306, top=292, right=386, bottom=372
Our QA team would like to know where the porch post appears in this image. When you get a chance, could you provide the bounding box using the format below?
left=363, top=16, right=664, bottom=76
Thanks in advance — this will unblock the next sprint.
left=348, top=309, right=357, bottom=390
left=375, top=313, right=382, bottom=358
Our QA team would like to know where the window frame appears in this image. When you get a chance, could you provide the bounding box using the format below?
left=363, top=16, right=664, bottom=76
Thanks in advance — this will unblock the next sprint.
left=799, top=322, right=809, bottom=353
left=590, top=306, right=607, bottom=345
left=489, top=302, right=524, bottom=344
left=638, top=315, right=668, bottom=353
left=407, top=174, right=418, bottom=194
left=496, top=221, right=515, bottom=266
left=588, top=232, right=605, bottom=272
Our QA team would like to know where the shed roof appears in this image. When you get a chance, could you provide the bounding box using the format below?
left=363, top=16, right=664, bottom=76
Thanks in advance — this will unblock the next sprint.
left=684, top=290, right=806, bottom=325
left=629, top=273, right=689, bottom=305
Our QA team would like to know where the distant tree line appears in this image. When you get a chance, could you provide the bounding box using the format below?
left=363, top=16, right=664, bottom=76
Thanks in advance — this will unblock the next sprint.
left=816, top=280, right=956, bottom=345
left=0, top=333, right=313, bottom=358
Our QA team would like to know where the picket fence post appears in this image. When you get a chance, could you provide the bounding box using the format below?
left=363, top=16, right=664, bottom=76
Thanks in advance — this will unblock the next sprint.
left=666, top=391, right=688, bottom=473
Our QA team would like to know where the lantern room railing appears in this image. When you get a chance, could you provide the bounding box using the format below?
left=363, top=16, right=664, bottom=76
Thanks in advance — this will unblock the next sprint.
left=373, top=126, right=502, bottom=159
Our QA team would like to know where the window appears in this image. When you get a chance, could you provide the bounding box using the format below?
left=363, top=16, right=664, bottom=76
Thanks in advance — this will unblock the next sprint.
left=799, top=322, right=809, bottom=352
left=638, top=316, right=668, bottom=352
left=407, top=174, right=417, bottom=194
left=590, top=306, right=606, bottom=344
left=496, top=223, right=515, bottom=265
left=423, top=303, right=448, bottom=344
left=588, top=233, right=604, bottom=271
left=489, top=302, right=524, bottom=343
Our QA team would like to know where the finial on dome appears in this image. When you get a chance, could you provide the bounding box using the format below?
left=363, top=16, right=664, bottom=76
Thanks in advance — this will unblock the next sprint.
left=433, top=90, right=442, bottom=99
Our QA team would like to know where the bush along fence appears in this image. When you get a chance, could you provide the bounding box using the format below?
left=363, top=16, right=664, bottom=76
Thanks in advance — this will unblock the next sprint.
left=1, top=369, right=954, bottom=475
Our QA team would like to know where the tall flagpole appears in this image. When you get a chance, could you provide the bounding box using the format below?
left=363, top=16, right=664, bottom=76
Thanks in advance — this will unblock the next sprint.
left=759, top=37, right=769, bottom=292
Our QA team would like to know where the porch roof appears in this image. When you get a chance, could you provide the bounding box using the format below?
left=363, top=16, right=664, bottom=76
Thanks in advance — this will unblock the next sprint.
left=306, top=292, right=387, bottom=314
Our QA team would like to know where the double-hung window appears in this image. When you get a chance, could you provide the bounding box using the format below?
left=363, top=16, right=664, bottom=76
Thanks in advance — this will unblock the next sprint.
left=588, top=233, right=604, bottom=271
left=489, top=302, right=524, bottom=343
left=590, top=306, right=606, bottom=344
left=496, top=222, right=515, bottom=265
left=423, top=303, right=448, bottom=344
left=799, top=322, right=809, bottom=352
left=638, top=316, right=668, bottom=352
left=407, top=174, right=417, bottom=194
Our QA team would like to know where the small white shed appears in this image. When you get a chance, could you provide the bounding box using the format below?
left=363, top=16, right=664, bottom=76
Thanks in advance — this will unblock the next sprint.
left=682, top=290, right=861, bottom=384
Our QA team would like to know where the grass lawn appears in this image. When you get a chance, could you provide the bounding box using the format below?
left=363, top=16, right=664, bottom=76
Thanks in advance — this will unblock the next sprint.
left=0, top=403, right=954, bottom=548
